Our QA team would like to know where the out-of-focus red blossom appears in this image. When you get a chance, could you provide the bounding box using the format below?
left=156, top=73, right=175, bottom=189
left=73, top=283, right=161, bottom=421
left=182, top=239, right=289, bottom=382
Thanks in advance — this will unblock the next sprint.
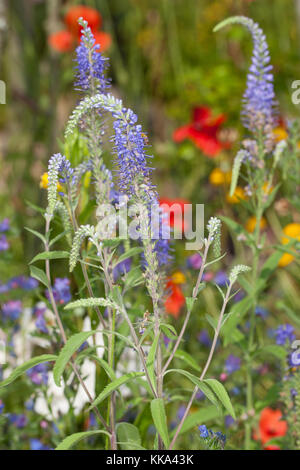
left=264, top=445, right=281, bottom=450
left=64, top=5, right=102, bottom=37
left=165, top=280, right=185, bottom=318
left=160, top=198, right=190, bottom=232
left=253, top=407, right=287, bottom=449
left=93, top=31, right=112, bottom=52
left=173, top=106, right=230, bottom=157
left=48, top=5, right=111, bottom=53
left=48, top=30, right=73, bottom=52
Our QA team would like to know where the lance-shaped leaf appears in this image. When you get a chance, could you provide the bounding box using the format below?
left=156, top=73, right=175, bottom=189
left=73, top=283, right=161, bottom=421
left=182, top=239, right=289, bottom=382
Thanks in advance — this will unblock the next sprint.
left=150, top=398, right=170, bottom=449
left=56, top=430, right=110, bottom=450
left=0, top=355, right=57, bottom=388
left=89, top=372, right=144, bottom=410
left=53, top=331, right=97, bottom=386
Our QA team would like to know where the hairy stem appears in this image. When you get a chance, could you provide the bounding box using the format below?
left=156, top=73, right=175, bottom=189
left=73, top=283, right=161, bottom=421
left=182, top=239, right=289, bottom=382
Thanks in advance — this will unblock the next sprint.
left=169, top=280, right=233, bottom=450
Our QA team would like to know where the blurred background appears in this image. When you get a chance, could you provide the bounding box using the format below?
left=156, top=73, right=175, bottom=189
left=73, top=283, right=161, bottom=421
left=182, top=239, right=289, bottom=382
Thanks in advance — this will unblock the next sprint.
left=0, top=0, right=300, bottom=277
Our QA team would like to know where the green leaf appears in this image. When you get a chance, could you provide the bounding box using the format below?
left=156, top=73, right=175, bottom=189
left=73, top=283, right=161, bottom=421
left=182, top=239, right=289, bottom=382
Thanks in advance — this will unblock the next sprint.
left=29, top=266, right=49, bottom=288
left=90, top=372, right=144, bottom=410
left=0, top=355, right=57, bottom=388
left=150, top=398, right=170, bottom=449
left=88, top=356, right=116, bottom=382
left=255, top=345, right=286, bottom=360
left=165, top=369, right=220, bottom=410
left=146, top=336, right=159, bottom=392
left=170, top=405, right=220, bottom=437
left=173, top=351, right=201, bottom=372
left=53, top=331, right=96, bottom=386
left=221, top=296, right=253, bottom=345
left=185, top=297, right=196, bottom=311
left=30, top=251, right=70, bottom=264
left=56, top=430, right=110, bottom=450
left=277, top=302, right=300, bottom=329
left=203, top=379, right=236, bottom=419
left=220, top=215, right=245, bottom=236
left=116, top=423, right=143, bottom=450
left=256, top=249, right=285, bottom=293
left=25, top=227, right=46, bottom=244
left=160, top=323, right=177, bottom=339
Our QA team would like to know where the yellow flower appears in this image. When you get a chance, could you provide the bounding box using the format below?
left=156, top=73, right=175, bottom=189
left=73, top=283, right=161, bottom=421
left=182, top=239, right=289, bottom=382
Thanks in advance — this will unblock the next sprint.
left=262, top=182, right=273, bottom=195
left=40, top=172, right=49, bottom=189
left=273, top=126, right=288, bottom=142
left=40, top=172, right=63, bottom=192
left=245, top=216, right=267, bottom=233
left=226, top=186, right=247, bottom=204
left=171, top=271, right=186, bottom=284
left=278, top=223, right=300, bottom=267
left=209, top=168, right=231, bottom=186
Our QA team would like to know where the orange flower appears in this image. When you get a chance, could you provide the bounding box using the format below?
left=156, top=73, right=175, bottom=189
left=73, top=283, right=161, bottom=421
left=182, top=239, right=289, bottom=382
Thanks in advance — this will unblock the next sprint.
left=209, top=168, right=231, bottom=186
left=48, top=30, right=73, bottom=53
left=165, top=280, right=185, bottom=318
left=173, top=106, right=230, bottom=158
left=226, top=186, right=247, bottom=204
left=278, top=223, right=300, bottom=267
left=48, top=5, right=111, bottom=53
left=64, top=6, right=102, bottom=38
left=245, top=216, right=267, bottom=233
left=93, top=31, right=112, bottom=52
left=255, top=407, right=287, bottom=447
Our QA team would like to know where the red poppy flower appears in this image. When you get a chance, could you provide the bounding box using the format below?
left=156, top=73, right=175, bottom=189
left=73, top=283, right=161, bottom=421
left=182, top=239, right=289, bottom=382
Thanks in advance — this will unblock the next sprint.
left=93, top=31, right=112, bottom=52
left=165, top=280, right=185, bottom=318
left=48, top=30, right=73, bottom=53
left=48, top=5, right=111, bottom=54
left=64, top=6, right=102, bottom=38
left=254, top=407, right=287, bottom=448
left=173, top=106, right=229, bottom=157
left=160, top=198, right=190, bottom=233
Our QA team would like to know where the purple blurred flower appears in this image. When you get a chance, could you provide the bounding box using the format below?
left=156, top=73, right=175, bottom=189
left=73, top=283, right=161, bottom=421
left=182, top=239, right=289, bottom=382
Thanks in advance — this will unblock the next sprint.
left=255, top=306, right=269, bottom=318
left=25, top=398, right=34, bottom=411
left=47, top=278, right=71, bottom=305
left=275, top=324, right=295, bottom=346
left=2, top=300, right=22, bottom=321
left=225, top=415, right=235, bottom=428
left=187, top=253, right=202, bottom=270
left=27, top=364, right=48, bottom=385
left=30, top=439, right=51, bottom=451
left=214, top=270, right=229, bottom=287
left=198, top=329, right=212, bottom=347
left=177, top=405, right=186, bottom=421
left=225, top=354, right=241, bottom=374
left=0, top=235, right=9, bottom=251
left=113, top=258, right=131, bottom=282
left=9, top=413, right=28, bottom=428
left=35, top=315, right=48, bottom=334
left=0, top=400, right=4, bottom=414
left=0, top=218, right=10, bottom=232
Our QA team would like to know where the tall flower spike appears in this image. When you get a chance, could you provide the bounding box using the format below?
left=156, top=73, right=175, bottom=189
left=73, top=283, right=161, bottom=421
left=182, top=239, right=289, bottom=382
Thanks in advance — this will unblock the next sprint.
left=207, top=217, right=221, bottom=257
left=47, top=154, right=73, bottom=217
left=214, top=16, right=277, bottom=142
left=74, top=18, right=110, bottom=95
